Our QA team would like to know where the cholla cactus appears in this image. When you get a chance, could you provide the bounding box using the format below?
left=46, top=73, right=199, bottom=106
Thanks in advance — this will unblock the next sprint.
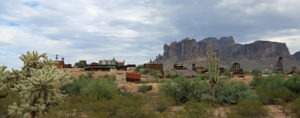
left=0, top=66, right=10, bottom=98
left=8, top=66, right=72, bottom=118
left=20, top=51, right=55, bottom=77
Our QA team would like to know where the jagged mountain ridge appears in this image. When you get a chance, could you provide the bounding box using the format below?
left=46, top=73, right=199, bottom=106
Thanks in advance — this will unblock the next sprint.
left=155, top=36, right=299, bottom=71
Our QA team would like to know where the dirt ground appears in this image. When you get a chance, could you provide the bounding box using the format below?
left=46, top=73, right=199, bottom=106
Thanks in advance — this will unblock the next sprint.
left=229, top=75, right=254, bottom=84
left=58, top=68, right=115, bottom=78
left=117, top=83, right=160, bottom=93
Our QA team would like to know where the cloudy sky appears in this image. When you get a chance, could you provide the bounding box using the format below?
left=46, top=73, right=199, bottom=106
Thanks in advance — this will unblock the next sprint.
left=1, top=0, right=300, bottom=69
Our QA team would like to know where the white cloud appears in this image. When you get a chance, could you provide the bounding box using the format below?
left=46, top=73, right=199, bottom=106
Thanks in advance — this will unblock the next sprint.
left=0, top=0, right=175, bottom=69
left=216, top=0, right=300, bottom=16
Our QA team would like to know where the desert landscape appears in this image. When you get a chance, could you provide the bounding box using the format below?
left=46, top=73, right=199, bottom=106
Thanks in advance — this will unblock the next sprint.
left=1, top=0, right=300, bottom=118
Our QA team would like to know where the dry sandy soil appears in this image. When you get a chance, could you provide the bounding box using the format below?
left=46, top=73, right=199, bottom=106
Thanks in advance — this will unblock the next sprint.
left=117, top=83, right=160, bottom=93
left=58, top=68, right=115, bottom=78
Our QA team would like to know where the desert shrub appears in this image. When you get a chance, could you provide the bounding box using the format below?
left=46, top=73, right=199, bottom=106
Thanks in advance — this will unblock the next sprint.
left=188, top=81, right=214, bottom=103
left=103, top=74, right=116, bottom=82
left=138, top=85, right=152, bottom=93
left=141, top=68, right=160, bottom=76
left=175, top=101, right=213, bottom=118
left=215, top=80, right=255, bottom=104
left=74, top=61, right=86, bottom=68
left=81, top=78, right=119, bottom=100
left=222, top=71, right=232, bottom=79
left=150, top=78, right=160, bottom=83
left=289, top=97, right=300, bottom=118
left=46, top=94, right=157, bottom=118
left=136, top=65, right=144, bottom=72
left=251, top=69, right=262, bottom=76
left=160, top=77, right=193, bottom=104
left=249, top=76, right=264, bottom=87
left=227, top=100, right=268, bottom=118
left=86, top=71, right=94, bottom=78
left=61, top=77, right=92, bottom=94
left=285, top=74, right=300, bottom=93
left=152, top=95, right=175, bottom=113
left=160, top=76, right=215, bottom=104
left=250, top=75, right=295, bottom=104
left=256, top=87, right=295, bottom=104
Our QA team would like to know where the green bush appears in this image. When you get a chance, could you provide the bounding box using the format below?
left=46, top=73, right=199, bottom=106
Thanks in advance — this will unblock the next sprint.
left=153, top=95, right=174, bottom=113
left=160, top=77, right=214, bottom=104
left=256, top=87, right=295, bottom=104
left=46, top=94, right=157, bottom=118
left=251, top=69, right=262, bottom=76
left=103, top=74, right=116, bottom=82
left=289, top=97, right=300, bottom=118
left=138, top=85, right=152, bottom=93
left=227, top=100, right=268, bottom=118
left=160, top=77, right=193, bottom=104
left=136, top=65, right=144, bottom=72
left=81, top=78, right=119, bottom=100
left=141, top=68, right=160, bottom=75
left=285, top=74, right=300, bottom=93
left=188, top=80, right=214, bottom=102
left=215, top=80, right=255, bottom=104
left=250, top=75, right=295, bottom=104
left=175, top=101, right=213, bottom=118
left=222, top=71, right=232, bottom=79
left=61, top=77, right=92, bottom=94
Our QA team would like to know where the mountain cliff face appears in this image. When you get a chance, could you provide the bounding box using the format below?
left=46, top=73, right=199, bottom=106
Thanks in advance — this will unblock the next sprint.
left=293, top=51, right=300, bottom=62
left=155, top=37, right=299, bottom=71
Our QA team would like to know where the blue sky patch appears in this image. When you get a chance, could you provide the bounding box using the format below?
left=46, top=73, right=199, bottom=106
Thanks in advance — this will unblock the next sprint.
left=24, top=1, right=39, bottom=8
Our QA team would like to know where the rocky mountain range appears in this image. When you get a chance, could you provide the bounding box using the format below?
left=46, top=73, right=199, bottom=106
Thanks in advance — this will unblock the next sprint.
left=154, top=36, right=300, bottom=71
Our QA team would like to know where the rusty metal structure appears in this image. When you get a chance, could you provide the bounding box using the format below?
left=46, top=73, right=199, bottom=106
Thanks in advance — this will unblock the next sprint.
left=273, top=56, right=284, bottom=73
left=55, top=57, right=72, bottom=68
left=144, top=63, right=163, bottom=74
left=229, top=62, right=244, bottom=75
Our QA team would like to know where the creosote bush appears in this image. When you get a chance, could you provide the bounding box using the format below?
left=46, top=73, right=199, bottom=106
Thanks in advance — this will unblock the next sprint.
left=285, top=74, right=300, bottom=93
left=160, top=76, right=254, bottom=105
left=227, top=100, right=268, bottom=118
left=61, top=77, right=92, bottom=95
left=289, top=97, right=300, bottom=118
left=175, top=100, right=213, bottom=118
left=46, top=94, right=158, bottom=118
left=138, top=85, right=152, bottom=93
left=81, top=78, right=119, bottom=100
left=215, top=80, right=256, bottom=104
left=250, top=75, right=295, bottom=104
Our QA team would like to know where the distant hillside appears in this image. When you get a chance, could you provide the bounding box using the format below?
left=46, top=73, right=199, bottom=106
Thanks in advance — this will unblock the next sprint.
left=155, top=36, right=300, bottom=71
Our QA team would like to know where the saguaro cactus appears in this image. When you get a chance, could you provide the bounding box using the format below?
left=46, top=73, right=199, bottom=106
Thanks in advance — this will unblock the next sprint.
left=207, top=46, right=219, bottom=95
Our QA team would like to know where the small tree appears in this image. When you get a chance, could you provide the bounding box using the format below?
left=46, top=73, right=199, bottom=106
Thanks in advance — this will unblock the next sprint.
left=251, top=69, right=262, bottom=76
left=74, top=61, right=86, bottom=68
